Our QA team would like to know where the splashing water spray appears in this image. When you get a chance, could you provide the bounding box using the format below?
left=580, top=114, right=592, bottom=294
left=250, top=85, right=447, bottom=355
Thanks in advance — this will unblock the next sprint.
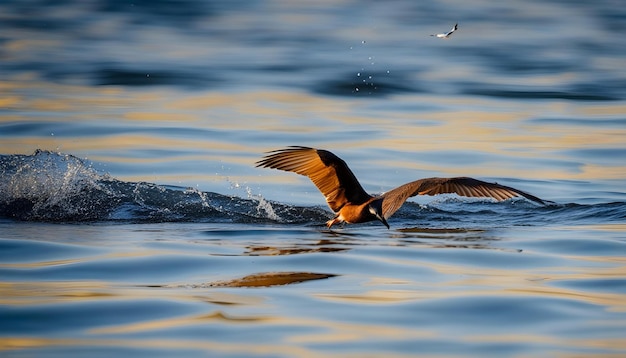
left=245, top=186, right=282, bottom=222
left=225, top=177, right=282, bottom=222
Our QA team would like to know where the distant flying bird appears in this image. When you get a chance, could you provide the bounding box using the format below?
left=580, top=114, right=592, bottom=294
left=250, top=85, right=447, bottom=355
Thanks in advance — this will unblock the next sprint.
left=431, top=23, right=458, bottom=38
left=256, top=146, right=546, bottom=229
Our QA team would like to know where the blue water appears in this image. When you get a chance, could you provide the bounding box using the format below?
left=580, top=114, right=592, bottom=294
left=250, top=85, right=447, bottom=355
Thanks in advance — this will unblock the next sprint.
left=1, top=0, right=625, bottom=357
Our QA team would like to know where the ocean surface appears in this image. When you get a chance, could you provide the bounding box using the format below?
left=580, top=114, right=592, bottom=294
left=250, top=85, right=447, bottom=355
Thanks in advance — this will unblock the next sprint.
left=1, top=0, right=625, bottom=356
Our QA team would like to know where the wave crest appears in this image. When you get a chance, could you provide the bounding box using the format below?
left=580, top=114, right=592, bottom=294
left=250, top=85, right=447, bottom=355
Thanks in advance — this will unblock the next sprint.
left=0, top=150, right=330, bottom=223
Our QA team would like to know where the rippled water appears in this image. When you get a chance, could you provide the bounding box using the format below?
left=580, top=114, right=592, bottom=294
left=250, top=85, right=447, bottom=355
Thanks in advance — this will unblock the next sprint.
left=1, top=0, right=625, bottom=357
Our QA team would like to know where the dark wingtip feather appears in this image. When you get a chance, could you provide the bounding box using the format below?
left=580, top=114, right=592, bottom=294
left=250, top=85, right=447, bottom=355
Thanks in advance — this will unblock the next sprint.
left=256, top=146, right=313, bottom=167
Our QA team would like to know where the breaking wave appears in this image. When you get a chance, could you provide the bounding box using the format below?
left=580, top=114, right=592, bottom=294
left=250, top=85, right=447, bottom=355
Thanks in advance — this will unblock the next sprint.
left=0, top=150, right=329, bottom=223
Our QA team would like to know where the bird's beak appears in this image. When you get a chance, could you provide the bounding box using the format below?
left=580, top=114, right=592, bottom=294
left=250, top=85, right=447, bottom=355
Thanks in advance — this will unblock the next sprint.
left=376, top=214, right=390, bottom=229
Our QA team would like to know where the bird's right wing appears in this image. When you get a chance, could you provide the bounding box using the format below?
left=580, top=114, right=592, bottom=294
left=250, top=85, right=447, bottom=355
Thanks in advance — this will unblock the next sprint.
left=256, top=146, right=371, bottom=212
left=380, top=177, right=545, bottom=219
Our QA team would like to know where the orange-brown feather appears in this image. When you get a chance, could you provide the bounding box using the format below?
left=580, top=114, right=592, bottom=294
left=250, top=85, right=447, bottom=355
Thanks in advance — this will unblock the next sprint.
left=256, top=147, right=370, bottom=212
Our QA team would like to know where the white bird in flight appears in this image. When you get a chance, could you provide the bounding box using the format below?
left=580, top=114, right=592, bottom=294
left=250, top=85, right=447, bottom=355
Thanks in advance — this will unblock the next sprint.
left=431, top=23, right=458, bottom=39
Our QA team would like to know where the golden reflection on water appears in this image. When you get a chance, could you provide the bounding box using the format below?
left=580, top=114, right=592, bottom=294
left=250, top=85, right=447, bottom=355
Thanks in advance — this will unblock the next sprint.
left=124, top=111, right=198, bottom=122
left=467, top=333, right=626, bottom=354
left=2, top=79, right=625, bottom=181
left=0, top=280, right=265, bottom=306
left=0, top=281, right=116, bottom=306
left=1, top=249, right=625, bottom=356
left=90, top=311, right=270, bottom=335
left=0, top=337, right=319, bottom=358
left=0, top=250, right=167, bottom=271
left=35, top=310, right=433, bottom=357
left=315, top=255, right=626, bottom=312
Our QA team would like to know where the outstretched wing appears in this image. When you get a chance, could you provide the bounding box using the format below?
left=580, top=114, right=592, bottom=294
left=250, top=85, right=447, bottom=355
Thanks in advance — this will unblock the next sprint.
left=380, top=177, right=545, bottom=219
left=256, top=146, right=371, bottom=212
left=445, top=23, right=458, bottom=37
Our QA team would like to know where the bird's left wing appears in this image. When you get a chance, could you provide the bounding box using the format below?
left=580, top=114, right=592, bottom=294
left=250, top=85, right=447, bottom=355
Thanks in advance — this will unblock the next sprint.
left=256, top=146, right=371, bottom=212
left=380, top=177, right=545, bottom=219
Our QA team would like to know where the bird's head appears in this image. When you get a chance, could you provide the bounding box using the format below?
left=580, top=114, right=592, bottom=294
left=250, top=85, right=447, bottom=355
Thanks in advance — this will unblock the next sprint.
left=368, top=200, right=389, bottom=229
